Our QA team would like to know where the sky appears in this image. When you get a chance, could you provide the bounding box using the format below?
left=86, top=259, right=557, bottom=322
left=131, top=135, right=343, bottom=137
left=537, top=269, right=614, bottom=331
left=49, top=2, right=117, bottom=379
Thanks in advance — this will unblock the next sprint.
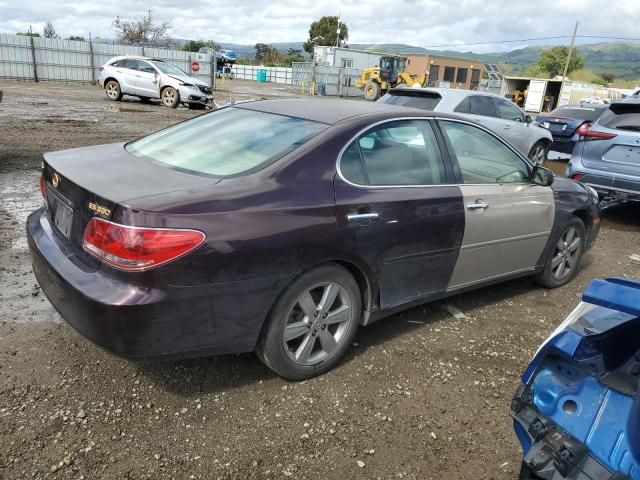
left=1, top=0, right=639, bottom=53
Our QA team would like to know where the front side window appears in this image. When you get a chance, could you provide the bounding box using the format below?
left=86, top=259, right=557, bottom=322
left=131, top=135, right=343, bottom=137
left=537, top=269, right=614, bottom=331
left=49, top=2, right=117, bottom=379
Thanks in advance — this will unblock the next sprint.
left=495, top=98, right=524, bottom=122
left=340, top=120, right=446, bottom=186
left=127, top=108, right=327, bottom=177
left=440, top=121, right=530, bottom=184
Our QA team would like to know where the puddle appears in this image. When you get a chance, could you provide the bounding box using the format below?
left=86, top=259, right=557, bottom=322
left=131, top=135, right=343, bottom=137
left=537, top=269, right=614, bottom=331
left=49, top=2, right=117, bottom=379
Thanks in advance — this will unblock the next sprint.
left=546, top=159, right=568, bottom=177
left=103, top=105, right=151, bottom=113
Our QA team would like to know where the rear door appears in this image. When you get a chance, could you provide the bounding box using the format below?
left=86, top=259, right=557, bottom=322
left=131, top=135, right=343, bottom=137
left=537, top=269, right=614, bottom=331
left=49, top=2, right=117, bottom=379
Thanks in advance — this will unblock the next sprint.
left=334, top=119, right=465, bottom=308
left=133, top=61, right=160, bottom=98
left=582, top=103, right=640, bottom=182
left=437, top=119, right=555, bottom=290
left=112, top=59, right=137, bottom=94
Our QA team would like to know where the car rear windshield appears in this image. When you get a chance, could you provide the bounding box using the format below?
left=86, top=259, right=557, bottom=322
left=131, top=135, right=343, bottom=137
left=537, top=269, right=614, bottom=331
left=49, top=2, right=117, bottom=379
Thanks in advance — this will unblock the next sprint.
left=599, top=103, right=640, bottom=131
left=549, top=106, right=606, bottom=121
left=126, top=107, right=327, bottom=177
left=379, top=90, right=442, bottom=111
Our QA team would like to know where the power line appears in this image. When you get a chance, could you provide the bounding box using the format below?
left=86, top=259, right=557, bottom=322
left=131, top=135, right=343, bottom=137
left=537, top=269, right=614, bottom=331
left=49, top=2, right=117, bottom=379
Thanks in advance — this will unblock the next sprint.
left=421, top=35, right=640, bottom=49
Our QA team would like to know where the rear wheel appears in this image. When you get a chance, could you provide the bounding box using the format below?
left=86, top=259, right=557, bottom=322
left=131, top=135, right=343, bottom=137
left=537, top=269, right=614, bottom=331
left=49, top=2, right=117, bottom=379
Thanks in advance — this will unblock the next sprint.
left=529, top=141, right=548, bottom=166
left=363, top=81, right=381, bottom=101
left=256, top=264, right=361, bottom=380
left=161, top=87, right=180, bottom=108
left=534, top=217, right=586, bottom=288
left=105, top=80, right=122, bottom=101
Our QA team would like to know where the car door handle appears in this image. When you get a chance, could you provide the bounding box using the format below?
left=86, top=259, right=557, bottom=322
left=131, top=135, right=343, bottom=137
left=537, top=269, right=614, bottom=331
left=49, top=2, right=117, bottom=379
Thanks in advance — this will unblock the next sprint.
left=467, top=202, right=489, bottom=210
left=347, top=213, right=379, bottom=222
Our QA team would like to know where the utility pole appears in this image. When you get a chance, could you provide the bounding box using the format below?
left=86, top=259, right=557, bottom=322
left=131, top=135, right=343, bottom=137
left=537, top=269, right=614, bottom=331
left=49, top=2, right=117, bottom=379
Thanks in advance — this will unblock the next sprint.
left=562, top=21, right=579, bottom=79
left=335, top=14, right=341, bottom=47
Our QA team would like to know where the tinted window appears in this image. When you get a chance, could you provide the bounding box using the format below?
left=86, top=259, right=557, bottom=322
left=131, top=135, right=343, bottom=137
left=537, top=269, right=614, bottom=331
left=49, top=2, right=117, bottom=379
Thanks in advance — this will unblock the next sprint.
left=138, top=61, right=158, bottom=74
left=440, top=121, right=530, bottom=184
left=495, top=99, right=524, bottom=122
left=340, top=120, right=446, bottom=186
left=599, top=103, right=640, bottom=131
left=117, top=59, right=135, bottom=70
left=454, top=97, right=471, bottom=114
left=127, top=108, right=327, bottom=177
left=468, top=96, right=497, bottom=117
left=379, top=91, right=442, bottom=110
left=549, top=106, right=606, bottom=121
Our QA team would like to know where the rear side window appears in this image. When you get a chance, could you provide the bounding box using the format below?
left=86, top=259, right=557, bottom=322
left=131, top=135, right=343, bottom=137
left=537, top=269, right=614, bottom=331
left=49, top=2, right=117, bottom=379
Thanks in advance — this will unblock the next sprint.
left=494, top=99, right=524, bottom=122
left=126, top=108, right=327, bottom=177
left=378, top=91, right=442, bottom=111
left=455, top=96, right=497, bottom=117
left=599, top=103, right=640, bottom=132
left=339, top=120, right=446, bottom=186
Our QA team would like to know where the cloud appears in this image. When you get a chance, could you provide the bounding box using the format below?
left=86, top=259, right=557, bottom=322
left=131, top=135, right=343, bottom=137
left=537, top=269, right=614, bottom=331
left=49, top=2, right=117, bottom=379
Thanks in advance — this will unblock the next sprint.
left=0, top=0, right=639, bottom=53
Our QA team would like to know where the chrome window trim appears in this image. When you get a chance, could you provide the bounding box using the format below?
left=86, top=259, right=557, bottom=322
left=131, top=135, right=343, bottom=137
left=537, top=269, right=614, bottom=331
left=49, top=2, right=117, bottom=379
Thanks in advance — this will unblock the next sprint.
left=335, top=116, right=536, bottom=190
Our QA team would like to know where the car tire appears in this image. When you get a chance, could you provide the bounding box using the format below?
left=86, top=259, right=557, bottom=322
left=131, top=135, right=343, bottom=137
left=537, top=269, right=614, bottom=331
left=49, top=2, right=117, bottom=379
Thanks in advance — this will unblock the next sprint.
left=256, top=264, right=361, bottom=380
left=161, top=87, right=180, bottom=108
left=363, top=81, right=381, bottom=101
left=529, top=141, right=548, bottom=166
left=105, top=80, right=122, bottom=102
left=534, top=217, right=586, bottom=288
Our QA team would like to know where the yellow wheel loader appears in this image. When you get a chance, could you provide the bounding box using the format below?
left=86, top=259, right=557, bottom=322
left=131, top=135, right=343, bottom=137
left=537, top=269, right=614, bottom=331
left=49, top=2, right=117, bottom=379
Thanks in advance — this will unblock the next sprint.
left=355, top=56, right=427, bottom=101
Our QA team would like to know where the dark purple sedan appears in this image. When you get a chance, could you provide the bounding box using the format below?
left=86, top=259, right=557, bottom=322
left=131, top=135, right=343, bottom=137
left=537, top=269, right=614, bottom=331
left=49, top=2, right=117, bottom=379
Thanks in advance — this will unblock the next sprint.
left=28, top=99, right=601, bottom=379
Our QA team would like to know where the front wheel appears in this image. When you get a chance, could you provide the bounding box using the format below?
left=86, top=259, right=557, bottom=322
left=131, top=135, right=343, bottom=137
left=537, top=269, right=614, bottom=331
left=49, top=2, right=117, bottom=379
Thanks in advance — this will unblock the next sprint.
left=529, top=141, right=548, bottom=166
left=256, top=264, right=361, bottom=380
left=161, top=87, right=180, bottom=108
left=534, top=217, right=586, bottom=288
left=363, top=81, right=381, bottom=101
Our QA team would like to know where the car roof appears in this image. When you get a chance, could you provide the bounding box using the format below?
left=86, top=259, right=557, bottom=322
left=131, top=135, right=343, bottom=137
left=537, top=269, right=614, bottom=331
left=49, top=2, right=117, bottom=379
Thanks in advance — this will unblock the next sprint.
left=389, top=87, right=500, bottom=100
left=108, top=55, right=153, bottom=62
left=235, top=98, right=443, bottom=125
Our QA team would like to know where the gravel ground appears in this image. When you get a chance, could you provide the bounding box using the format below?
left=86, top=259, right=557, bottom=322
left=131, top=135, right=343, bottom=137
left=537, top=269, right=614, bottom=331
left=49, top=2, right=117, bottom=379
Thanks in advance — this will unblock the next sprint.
left=0, top=80, right=639, bottom=480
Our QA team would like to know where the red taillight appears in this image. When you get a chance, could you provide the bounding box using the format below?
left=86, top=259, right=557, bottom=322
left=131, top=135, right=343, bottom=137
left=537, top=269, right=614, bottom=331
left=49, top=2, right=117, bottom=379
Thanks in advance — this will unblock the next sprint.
left=579, top=126, right=616, bottom=141
left=570, top=173, right=584, bottom=181
left=82, top=218, right=205, bottom=271
left=575, top=122, right=592, bottom=137
left=99, top=65, right=104, bottom=72
left=40, top=176, right=47, bottom=199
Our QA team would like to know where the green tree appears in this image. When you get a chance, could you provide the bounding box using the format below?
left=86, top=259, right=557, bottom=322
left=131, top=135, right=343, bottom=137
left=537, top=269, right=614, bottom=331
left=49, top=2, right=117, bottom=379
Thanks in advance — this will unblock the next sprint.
left=599, top=72, right=615, bottom=85
left=255, top=43, right=279, bottom=63
left=302, top=16, right=349, bottom=53
left=533, top=46, right=584, bottom=78
left=286, top=48, right=305, bottom=63
left=182, top=40, right=220, bottom=53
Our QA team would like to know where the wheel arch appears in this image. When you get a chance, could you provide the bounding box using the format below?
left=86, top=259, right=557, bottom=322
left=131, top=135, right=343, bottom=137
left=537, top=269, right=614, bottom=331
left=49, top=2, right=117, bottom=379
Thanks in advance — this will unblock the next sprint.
left=103, top=77, right=119, bottom=88
left=571, top=208, right=593, bottom=237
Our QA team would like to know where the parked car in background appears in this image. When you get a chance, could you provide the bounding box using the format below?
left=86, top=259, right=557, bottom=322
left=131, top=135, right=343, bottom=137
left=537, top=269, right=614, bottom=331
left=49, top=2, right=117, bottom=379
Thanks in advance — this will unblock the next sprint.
left=378, top=87, right=553, bottom=165
left=567, top=97, right=640, bottom=201
left=535, top=104, right=608, bottom=159
left=512, top=277, right=640, bottom=480
left=98, top=56, right=213, bottom=109
left=28, top=99, right=600, bottom=380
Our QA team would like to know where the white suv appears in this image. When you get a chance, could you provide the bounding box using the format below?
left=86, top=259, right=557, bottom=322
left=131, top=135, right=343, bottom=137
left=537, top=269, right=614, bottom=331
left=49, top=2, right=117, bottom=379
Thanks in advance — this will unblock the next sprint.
left=98, top=56, right=213, bottom=109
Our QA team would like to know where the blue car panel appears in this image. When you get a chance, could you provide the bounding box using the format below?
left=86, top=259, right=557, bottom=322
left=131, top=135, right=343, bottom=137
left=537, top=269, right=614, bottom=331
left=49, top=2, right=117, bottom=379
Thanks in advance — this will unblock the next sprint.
left=513, top=278, right=640, bottom=479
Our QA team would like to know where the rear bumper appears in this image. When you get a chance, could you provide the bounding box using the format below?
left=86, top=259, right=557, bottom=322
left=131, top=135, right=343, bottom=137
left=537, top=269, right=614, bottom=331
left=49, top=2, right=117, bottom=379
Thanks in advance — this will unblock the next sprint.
left=512, top=385, right=626, bottom=480
left=27, top=208, right=288, bottom=359
left=576, top=173, right=640, bottom=200
left=550, top=137, right=577, bottom=155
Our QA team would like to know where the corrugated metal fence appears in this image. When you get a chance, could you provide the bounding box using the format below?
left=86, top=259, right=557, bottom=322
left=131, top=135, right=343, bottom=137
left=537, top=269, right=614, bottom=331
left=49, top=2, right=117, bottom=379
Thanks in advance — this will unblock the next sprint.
left=0, top=33, right=366, bottom=97
left=0, top=33, right=213, bottom=85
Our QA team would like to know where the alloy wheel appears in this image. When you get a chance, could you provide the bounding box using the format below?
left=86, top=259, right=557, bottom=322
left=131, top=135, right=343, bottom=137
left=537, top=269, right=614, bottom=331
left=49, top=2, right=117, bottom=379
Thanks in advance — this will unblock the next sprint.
left=162, top=90, right=176, bottom=107
left=530, top=145, right=546, bottom=166
left=106, top=83, right=119, bottom=99
left=551, top=226, right=582, bottom=280
left=282, top=282, right=353, bottom=366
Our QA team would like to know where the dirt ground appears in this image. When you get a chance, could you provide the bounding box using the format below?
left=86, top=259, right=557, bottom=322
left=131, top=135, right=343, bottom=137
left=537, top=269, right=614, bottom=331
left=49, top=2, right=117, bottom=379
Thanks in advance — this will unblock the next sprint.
left=0, top=80, right=639, bottom=480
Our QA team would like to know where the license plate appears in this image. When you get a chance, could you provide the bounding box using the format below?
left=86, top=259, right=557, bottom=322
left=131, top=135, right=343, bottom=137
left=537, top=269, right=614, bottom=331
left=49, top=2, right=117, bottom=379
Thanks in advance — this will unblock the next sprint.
left=48, top=190, right=74, bottom=239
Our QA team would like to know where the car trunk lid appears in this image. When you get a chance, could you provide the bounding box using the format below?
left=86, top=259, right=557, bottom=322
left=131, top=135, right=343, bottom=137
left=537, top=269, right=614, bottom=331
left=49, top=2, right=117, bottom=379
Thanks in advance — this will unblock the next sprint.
left=42, top=142, right=220, bottom=258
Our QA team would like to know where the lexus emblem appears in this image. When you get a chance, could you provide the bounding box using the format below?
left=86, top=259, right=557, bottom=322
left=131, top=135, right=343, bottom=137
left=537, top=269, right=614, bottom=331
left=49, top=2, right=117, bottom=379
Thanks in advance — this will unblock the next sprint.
left=52, top=173, right=61, bottom=188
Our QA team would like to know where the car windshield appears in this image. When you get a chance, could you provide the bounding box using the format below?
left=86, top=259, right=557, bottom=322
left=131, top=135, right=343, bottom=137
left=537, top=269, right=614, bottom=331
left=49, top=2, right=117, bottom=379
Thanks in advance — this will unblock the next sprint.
left=152, top=61, right=188, bottom=76
left=126, top=108, right=327, bottom=177
left=548, top=106, right=605, bottom=121
left=379, top=91, right=442, bottom=110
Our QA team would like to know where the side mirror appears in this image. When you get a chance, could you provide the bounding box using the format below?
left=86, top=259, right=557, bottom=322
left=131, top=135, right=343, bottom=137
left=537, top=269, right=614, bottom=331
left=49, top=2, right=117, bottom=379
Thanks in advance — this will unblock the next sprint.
left=525, top=115, right=534, bottom=124
left=532, top=166, right=554, bottom=187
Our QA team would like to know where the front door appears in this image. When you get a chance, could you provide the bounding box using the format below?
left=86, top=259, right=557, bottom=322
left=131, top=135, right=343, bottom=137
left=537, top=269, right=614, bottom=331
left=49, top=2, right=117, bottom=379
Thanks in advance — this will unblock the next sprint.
left=334, top=119, right=464, bottom=308
left=437, top=119, right=555, bottom=290
left=134, top=61, right=161, bottom=98
left=493, top=97, right=529, bottom=154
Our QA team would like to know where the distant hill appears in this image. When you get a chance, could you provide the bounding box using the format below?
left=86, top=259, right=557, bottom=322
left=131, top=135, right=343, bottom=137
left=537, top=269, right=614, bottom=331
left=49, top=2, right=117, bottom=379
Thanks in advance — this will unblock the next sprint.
left=217, top=41, right=640, bottom=80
